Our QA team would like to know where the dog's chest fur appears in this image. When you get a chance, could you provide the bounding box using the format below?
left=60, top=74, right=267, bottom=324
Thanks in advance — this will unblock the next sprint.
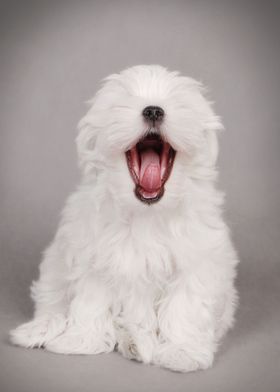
left=92, top=205, right=188, bottom=285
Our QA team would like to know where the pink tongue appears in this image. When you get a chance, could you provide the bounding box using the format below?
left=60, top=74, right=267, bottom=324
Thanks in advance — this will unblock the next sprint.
left=139, top=148, right=161, bottom=192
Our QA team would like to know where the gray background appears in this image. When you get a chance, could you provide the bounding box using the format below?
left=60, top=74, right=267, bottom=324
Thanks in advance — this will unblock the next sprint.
left=0, top=1, right=279, bottom=391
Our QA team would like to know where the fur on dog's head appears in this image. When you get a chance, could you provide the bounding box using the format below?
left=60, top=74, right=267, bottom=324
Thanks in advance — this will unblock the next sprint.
left=77, top=65, right=223, bottom=211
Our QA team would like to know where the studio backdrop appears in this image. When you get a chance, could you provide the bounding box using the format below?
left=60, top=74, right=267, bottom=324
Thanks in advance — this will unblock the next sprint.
left=0, top=1, right=279, bottom=392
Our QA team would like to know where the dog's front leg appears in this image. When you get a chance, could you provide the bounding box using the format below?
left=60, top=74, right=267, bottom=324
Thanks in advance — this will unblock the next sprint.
left=153, top=277, right=217, bottom=372
left=45, top=274, right=116, bottom=355
left=115, top=285, right=158, bottom=364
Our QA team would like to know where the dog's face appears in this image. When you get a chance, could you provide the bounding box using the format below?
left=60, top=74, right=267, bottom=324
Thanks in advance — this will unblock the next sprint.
left=77, top=65, right=222, bottom=210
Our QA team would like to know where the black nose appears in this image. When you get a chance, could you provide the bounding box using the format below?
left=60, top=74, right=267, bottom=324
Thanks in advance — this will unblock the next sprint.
left=142, top=106, right=164, bottom=123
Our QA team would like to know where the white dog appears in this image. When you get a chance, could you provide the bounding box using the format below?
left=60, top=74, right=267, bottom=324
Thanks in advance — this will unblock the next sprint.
left=10, top=65, right=239, bottom=372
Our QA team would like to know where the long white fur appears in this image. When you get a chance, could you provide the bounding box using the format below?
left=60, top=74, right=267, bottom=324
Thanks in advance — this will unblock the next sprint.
left=10, top=65, right=239, bottom=372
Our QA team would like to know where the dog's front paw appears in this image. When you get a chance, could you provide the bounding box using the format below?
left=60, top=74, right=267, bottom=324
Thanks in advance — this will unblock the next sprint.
left=117, top=330, right=156, bottom=364
left=152, top=343, right=213, bottom=373
left=10, top=314, right=67, bottom=349
left=45, top=325, right=116, bottom=355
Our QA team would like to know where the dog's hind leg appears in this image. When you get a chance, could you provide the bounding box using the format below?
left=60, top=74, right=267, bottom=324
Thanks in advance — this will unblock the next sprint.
left=10, top=240, right=70, bottom=348
left=214, top=284, right=239, bottom=341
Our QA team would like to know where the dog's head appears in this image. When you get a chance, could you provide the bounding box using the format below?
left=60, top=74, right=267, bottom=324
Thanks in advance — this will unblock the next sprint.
left=77, top=65, right=223, bottom=211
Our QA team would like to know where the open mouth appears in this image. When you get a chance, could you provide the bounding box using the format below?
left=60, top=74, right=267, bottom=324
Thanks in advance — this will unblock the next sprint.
left=125, top=133, right=176, bottom=204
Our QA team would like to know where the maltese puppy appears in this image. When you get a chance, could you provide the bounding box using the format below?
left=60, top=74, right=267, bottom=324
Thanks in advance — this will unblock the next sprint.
left=10, top=65, right=239, bottom=372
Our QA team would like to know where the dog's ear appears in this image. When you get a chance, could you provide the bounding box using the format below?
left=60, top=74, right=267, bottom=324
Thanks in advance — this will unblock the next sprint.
left=191, top=82, right=224, bottom=168
left=76, top=104, right=100, bottom=176
left=200, top=113, right=224, bottom=168
left=200, top=88, right=224, bottom=167
left=204, top=128, right=220, bottom=167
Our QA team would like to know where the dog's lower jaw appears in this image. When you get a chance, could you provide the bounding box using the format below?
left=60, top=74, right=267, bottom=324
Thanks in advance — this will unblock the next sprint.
left=125, top=133, right=176, bottom=205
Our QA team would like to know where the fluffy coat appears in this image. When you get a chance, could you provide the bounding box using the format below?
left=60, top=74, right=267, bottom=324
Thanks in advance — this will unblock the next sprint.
left=10, top=65, right=239, bottom=372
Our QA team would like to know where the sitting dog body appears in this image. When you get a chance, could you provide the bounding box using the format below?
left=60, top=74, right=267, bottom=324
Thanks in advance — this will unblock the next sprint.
left=10, top=65, right=239, bottom=372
